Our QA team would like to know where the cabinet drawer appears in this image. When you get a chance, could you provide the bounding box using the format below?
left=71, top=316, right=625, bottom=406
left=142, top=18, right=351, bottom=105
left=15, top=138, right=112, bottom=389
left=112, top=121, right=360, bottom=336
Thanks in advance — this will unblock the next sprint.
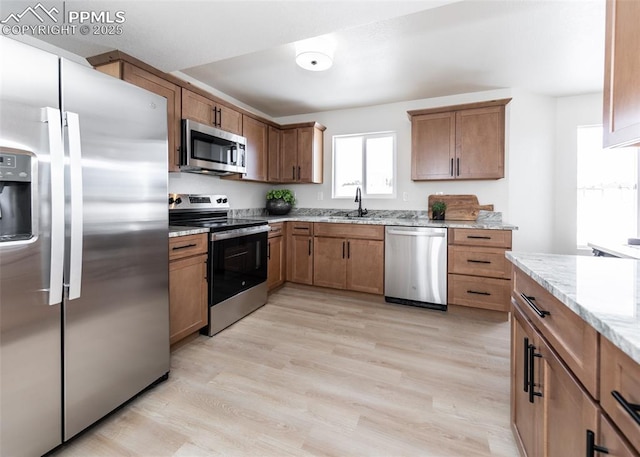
left=601, top=336, right=640, bottom=452
left=268, top=222, right=284, bottom=238
left=314, top=222, right=384, bottom=240
left=448, top=274, right=510, bottom=311
left=513, top=267, right=599, bottom=398
left=449, top=228, right=512, bottom=248
left=448, top=245, right=510, bottom=279
left=288, top=222, right=313, bottom=236
left=169, top=233, right=208, bottom=260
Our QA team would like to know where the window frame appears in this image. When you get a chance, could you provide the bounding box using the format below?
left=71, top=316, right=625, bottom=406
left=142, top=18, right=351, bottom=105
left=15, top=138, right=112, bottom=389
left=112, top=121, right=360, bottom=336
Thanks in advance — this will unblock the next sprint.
left=575, top=124, right=640, bottom=252
left=331, top=131, right=397, bottom=200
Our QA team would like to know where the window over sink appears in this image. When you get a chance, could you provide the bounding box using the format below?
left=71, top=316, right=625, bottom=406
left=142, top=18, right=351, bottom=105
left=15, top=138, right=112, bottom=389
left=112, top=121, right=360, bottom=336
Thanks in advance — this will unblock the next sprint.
left=577, top=125, right=639, bottom=248
left=332, top=132, right=396, bottom=199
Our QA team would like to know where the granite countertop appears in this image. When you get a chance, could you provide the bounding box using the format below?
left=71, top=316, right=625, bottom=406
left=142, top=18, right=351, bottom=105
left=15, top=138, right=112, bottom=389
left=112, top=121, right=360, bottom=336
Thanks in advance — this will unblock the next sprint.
left=169, top=226, right=209, bottom=238
left=506, top=252, right=640, bottom=365
left=587, top=241, right=640, bottom=260
left=261, top=215, right=517, bottom=230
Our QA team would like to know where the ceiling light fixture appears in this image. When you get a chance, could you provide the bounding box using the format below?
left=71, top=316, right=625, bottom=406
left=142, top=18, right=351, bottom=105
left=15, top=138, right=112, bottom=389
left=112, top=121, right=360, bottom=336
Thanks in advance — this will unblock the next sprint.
left=295, top=36, right=335, bottom=72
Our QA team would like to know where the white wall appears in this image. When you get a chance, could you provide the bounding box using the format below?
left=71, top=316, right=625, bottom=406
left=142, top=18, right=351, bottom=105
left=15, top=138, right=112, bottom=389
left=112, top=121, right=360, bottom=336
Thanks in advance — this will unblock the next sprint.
left=168, top=173, right=272, bottom=209
left=507, top=89, right=557, bottom=253
left=553, top=93, right=603, bottom=254
left=275, top=88, right=558, bottom=252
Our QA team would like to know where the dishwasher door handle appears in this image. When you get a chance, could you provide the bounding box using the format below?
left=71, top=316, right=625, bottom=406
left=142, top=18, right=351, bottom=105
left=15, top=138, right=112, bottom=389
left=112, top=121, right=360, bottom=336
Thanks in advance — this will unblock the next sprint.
left=386, top=229, right=445, bottom=237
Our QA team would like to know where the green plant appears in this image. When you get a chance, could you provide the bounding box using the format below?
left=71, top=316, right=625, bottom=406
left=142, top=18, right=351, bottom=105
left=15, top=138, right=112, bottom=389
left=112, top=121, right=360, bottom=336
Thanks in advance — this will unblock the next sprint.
left=432, top=201, right=447, bottom=212
left=266, top=189, right=295, bottom=205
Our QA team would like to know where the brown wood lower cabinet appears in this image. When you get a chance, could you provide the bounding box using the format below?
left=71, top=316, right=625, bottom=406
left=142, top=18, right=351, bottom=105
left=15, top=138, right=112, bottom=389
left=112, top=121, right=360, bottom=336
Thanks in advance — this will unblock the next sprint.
left=512, top=304, right=599, bottom=457
left=267, top=223, right=285, bottom=291
left=168, top=234, right=208, bottom=345
left=448, top=228, right=512, bottom=312
left=312, top=223, right=384, bottom=295
left=597, top=412, right=639, bottom=457
left=286, top=222, right=314, bottom=285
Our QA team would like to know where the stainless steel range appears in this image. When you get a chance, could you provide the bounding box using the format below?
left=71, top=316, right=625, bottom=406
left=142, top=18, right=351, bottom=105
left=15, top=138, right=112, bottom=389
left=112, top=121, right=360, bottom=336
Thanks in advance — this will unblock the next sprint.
left=169, top=194, right=270, bottom=335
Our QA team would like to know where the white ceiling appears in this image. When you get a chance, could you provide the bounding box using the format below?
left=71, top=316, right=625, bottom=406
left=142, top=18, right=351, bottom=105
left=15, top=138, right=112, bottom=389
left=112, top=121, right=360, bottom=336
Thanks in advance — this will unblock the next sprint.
left=7, top=0, right=605, bottom=117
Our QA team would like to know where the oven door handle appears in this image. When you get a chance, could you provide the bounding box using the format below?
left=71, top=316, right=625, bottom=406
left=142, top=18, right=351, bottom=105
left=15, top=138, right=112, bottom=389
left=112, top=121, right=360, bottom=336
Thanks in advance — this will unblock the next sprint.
left=210, top=225, right=271, bottom=241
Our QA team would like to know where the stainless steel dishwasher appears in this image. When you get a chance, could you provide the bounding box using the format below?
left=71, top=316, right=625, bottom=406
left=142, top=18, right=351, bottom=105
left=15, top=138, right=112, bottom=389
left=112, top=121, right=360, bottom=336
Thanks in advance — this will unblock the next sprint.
left=384, top=226, right=448, bottom=310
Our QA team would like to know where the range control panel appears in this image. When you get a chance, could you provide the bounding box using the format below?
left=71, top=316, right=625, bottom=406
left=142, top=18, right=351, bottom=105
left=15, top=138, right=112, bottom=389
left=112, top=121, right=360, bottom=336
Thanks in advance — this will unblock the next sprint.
left=168, top=193, right=230, bottom=211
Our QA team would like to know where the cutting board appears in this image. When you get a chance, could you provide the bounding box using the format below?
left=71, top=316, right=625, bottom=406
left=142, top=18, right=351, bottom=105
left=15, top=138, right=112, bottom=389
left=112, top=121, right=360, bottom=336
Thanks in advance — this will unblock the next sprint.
left=427, top=194, right=494, bottom=221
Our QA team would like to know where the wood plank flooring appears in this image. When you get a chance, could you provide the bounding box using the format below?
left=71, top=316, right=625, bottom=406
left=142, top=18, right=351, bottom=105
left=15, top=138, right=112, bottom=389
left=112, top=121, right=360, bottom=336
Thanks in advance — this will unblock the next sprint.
left=52, top=285, right=518, bottom=457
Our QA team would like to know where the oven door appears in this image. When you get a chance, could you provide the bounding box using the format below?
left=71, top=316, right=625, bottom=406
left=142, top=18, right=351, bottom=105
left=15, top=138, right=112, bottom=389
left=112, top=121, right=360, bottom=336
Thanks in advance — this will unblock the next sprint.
left=210, top=226, right=268, bottom=306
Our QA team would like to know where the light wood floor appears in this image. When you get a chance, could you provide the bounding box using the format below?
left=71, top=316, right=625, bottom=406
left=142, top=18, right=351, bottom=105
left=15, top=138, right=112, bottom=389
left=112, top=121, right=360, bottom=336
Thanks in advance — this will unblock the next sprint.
left=52, top=285, right=518, bottom=457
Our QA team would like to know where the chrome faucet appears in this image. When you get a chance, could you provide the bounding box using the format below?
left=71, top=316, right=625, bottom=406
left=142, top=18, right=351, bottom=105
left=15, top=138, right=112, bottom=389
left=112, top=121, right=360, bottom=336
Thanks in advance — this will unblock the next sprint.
left=354, top=186, right=368, bottom=217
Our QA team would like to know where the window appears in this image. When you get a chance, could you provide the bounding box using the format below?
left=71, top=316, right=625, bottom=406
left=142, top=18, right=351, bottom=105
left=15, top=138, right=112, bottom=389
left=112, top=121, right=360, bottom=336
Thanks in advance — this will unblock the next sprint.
left=576, top=125, right=638, bottom=248
left=332, top=132, right=396, bottom=198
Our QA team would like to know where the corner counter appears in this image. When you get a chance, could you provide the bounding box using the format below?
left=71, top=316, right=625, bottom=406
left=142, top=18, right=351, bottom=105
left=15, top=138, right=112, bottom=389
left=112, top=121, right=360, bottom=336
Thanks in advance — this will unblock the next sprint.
left=506, top=252, right=639, bottom=366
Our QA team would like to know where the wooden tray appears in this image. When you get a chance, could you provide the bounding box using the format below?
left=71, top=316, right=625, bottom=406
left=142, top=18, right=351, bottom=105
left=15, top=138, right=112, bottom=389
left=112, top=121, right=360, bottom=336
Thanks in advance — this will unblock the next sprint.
left=427, top=194, right=493, bottom=220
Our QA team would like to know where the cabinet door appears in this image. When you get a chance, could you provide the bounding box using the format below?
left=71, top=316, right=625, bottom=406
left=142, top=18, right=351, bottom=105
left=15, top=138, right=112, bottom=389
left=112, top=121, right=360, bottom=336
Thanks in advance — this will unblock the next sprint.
left=298, top=126, right=323, bottom=183
left=313, top=237, right=347, bottom=290
left=217, top=104, right=242, bottom=136
left=603, top=0, right=640, bottom=148
left=267, top=235, right=285, bottom=291
left=597, top=412, right=639, bottom=457
left=120, top=63, right=182, bottom=172
left=455, top=106, right=505, bottom=179
left=242, top=115, right=268, bottom=181
left=288, top=235, right=313, bottom=285
left=169, top=253, right=208, bottom=345
left=411, top=112, right=455, bottom=180
left=542, top=334, right=599, bottom=457
left=346, top=239, right=384, bottom=294
left=281, top=128, right=298, bottom=182
left=601, top=336, right=640, bottom=452
left=268, top=125, right=282, bottom=182
left=182, top=88, right=214, bottom=125
left=511, top=309, right=542, bottom=457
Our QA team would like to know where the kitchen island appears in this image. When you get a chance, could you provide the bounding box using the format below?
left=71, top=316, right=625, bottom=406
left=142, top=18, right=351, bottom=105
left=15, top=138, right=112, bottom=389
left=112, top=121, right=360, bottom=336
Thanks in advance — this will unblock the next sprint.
left=507, top=252, right=639, bottom=456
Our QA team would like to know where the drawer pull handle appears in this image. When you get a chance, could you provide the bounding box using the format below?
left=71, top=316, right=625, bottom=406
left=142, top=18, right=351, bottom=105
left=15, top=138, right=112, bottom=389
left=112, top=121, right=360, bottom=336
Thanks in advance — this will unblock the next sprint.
left=467, top=290, right=491, bottom=296
left=172, top=243, right=197, bottom=250
left=467, top=259, right=491, bottom=264
left=586, top=430, right=609, bottom=456
left=520, top=293, right=550, bottom=318
left=294, top=226, right=308, bottom=230
left=466, top=235, right=491, bottom=240
left=612, top=390, right=640, bottom=426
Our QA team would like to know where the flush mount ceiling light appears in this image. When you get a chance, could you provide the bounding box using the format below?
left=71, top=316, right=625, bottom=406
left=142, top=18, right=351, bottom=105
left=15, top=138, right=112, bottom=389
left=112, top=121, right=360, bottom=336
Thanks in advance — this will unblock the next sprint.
left=295, top=36, right=335, bottom=72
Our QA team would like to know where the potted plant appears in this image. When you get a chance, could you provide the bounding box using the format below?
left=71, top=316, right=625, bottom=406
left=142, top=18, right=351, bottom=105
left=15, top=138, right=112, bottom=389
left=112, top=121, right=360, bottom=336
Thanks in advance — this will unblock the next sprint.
left=431, top=201, right=446, bottom=220
left=266, top=189, right=295, bottom=215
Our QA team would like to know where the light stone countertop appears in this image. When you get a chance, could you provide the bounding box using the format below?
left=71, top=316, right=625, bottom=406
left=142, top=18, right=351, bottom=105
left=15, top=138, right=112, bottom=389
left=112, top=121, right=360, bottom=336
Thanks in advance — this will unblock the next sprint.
left=260, top=215, right=517, bottom=230
left=169, top=226, right=209, bottom=238
left=506, top=252, right=640, bottom=364
left=587, top=241, right=640, bottom=260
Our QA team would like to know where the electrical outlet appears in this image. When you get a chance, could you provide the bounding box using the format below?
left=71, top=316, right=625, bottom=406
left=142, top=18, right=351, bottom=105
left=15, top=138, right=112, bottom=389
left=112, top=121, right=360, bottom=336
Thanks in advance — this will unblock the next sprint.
left=317, top=191, right=323, bottom=200
left=403, top=192, right=409, bottom=201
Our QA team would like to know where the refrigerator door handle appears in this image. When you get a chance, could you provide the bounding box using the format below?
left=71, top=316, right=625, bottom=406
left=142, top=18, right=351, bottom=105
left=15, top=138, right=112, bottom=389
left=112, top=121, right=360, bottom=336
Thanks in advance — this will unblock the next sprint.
left=66, top=111, right=83, bottom=300
left=43, top=107, right=65, bottom=306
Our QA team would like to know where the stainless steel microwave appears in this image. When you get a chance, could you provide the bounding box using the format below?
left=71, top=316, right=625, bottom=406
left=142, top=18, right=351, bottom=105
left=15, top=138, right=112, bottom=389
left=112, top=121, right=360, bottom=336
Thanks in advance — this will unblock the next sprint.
left=181, top=119, right=247, bottom=175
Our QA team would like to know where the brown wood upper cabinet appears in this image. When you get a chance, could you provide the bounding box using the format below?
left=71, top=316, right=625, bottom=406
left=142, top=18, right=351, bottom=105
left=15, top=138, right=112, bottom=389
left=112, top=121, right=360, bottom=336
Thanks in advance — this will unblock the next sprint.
left=93, top=61, right=182, bottom=172
left=268, top=125, right=282, bottom=182
left=280, top=124, right=325, bottom=184
left=603, top=0, right=640, bottom=148
left=182, top=88, right=243, bottom=136
left=239, top=114, right=268, bottom=182
left=408, top=98, right=510, bottom=181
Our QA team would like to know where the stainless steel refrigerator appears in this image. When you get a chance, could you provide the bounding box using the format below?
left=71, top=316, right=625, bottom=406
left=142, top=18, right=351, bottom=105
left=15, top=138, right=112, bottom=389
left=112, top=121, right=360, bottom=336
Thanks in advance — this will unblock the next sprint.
left=0, top=37, right=170, bottom=456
